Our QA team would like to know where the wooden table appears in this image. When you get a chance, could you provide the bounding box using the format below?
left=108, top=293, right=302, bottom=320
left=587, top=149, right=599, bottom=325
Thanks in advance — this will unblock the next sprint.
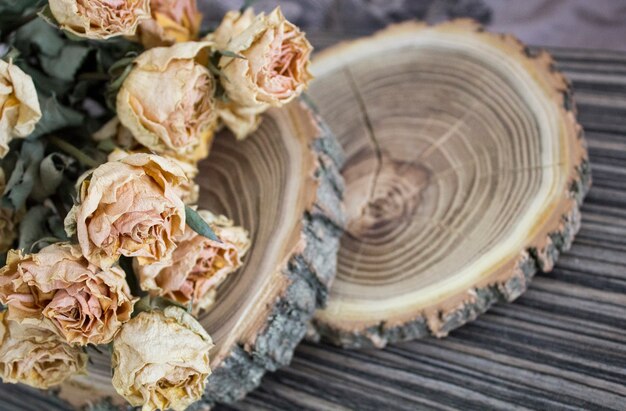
left=1, top=42, right=625, bottom=411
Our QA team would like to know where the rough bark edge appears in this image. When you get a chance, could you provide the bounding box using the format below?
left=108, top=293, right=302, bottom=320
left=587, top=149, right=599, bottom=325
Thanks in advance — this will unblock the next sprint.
left=309, top=20, right=591, bottom=349
left=71, top=101, right=346, bottom=410
left=195, top=102, right=346, bottom=406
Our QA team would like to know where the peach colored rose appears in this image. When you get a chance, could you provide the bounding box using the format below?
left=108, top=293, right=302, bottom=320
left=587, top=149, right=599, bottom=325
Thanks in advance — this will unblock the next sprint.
left=219, top=7, right=313, bottom=111
left=0, top=244, right=135, bottom=346
left=136, top=210, right=249, bottom=314
left=0, top=311, right=87, bottom=389
left=0, top=60, right=41, bottom=157
left=107, top=148, right=199, bottom=205
left=65, top=153, right=187, bottom=269
left=138, top=0, right=202, bottom=48
left=48, top=0, right=151, bottom=40
left=207, top=7, right=255, bottom=50
left=117, top=42, right=218, bottom=160
left=112, top=306, right=213, bottom=411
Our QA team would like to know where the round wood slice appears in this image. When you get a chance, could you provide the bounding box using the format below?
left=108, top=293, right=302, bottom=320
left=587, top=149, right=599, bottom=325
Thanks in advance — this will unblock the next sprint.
left=53, top=101, right=345, bottom=409
left=307, top=20, right=590, bottom=348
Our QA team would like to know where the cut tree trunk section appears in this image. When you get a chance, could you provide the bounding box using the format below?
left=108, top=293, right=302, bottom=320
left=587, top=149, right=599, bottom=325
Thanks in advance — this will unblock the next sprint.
left=308, top=20, right=590, bottom=348
left=54, top=101, right=345, bottom=408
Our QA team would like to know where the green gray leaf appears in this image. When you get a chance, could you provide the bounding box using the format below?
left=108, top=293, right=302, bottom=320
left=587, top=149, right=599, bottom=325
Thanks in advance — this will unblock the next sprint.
left=30, top=153, right=73, bottom=202
left=40, top=44, right=90, bottom=81
left=185, top=206, right=220, bottom=242
left=3, top=140, right=44, bottom=209
left=0, top=0, right=45, bottom=33
left=14, top=19, right=90, bottom=82
left=18, top=205, right=66, bottom=252
left=30, top=94, right=85, bottom=138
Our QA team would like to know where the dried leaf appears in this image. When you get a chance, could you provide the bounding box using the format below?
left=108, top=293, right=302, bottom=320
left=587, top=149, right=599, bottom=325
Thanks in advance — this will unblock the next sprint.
left=30, top=153, right=73, bottom=202
left=185, top=206, right=220, bottom=242
left=18, top=205, right=54, bottom=251
left=3, top=140, right=44, bottom=209
left=220, top=50, right=246, bottom=60
left=30, top=94, right=84, bottom=139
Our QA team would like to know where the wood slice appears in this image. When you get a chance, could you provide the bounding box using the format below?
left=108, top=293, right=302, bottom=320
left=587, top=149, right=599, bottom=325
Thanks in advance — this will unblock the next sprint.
left=307, top=20, right=590, bottom=348
left=53, top=101, right=345, bottom=408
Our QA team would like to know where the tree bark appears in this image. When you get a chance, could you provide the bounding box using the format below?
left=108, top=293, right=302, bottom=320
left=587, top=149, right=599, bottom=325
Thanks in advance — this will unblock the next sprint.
left=307, top=20, right=590, bottom=348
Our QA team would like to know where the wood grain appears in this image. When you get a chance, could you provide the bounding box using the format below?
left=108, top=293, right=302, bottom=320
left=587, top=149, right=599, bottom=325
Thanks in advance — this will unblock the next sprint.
left=308, top=21, right=589, bottom=347
left=1, top=39, right=625, bottom=411
left=216, top=46, right=626, bottom=411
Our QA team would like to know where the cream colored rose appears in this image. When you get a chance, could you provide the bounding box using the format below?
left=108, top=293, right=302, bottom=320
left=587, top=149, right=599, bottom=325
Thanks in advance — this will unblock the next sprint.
left=0, top=244, right=135, bottom=346
left=65, top=153, right=187, bottom=269
left=0, top=311, right=87, bottom=389
left=117, top=42, right=218, bottom=160
left=137, top=210, right=249, bottom=314
left=219, top=7, right=313, bottom=110
left=48, top=0, right=150, bottom=40
left=138, top=0, right=202, bottom=48
left=112, top=306, right=213, bottom=411
left=207, top=7, right=255, bottom=50
left=0, top=60, right=41, bottom=158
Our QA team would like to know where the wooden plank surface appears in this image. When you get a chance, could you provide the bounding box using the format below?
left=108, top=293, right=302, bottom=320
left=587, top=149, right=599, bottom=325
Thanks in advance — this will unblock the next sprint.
left=1, top=40, right=626, bottom=411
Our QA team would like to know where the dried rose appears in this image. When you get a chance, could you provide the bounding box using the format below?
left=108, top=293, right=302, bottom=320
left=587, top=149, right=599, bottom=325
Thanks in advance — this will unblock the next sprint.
left=112, top=306, right=213, bottom=411
left=207, top=7, right=255, bottom=50
left=219, top=7, right=313, bottom=118
left=0, top=60, right=41, bottom=158
left=0, top=311, right=88, bottom=389
left=137, top=210, right=249, bottom=314
left=65, top=153, right=187, bottom=269
left=138, top=0, right=203, bottom=48
left=48, top=0, right=151, bottom=40
left=117, top=42, right=218, bottom=160
left=107, top=148, right=199, bottom=205
left=0, top=244, right=135, bottom=346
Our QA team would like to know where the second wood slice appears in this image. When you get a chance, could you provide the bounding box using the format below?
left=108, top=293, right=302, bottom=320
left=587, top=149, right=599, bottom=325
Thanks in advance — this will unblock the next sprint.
left=308, top=20, right=590, bottom=348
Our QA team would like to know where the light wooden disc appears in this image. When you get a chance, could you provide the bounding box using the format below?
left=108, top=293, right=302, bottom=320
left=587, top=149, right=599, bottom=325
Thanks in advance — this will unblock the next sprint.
left=308, top=20, right=590, bottom=348
left=57, top=101, right=345, bottom=408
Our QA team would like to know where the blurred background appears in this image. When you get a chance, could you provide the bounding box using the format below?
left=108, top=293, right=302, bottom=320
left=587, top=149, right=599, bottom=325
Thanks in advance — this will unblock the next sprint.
left=200, top=0, right=626, bottom=51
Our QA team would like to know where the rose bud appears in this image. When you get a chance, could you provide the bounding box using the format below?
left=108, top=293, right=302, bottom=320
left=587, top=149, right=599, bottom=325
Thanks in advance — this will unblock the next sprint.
left=117, top=42, right=219, bottom=160
left=0, top=311, right=88, bottom=389
left=207, top=7, right=255, bottom=50
left=112, top=306, right=213, bottom=411
left=0, top=244, right=135, bottom=346
left=138, top=0, right=203, bottom=48
left=48, top=0, right=151, bottom=40
left=136, top=210, right=250, bottom=314
left=218, top=7, right=313, bottom=138
left=65, top=153, right=188, bottom=269
left=0, top=60, right=41, bottom=157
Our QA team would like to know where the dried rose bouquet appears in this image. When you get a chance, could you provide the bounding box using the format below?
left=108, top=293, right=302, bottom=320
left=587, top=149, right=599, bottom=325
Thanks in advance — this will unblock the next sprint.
left=0, top=1, right=312, bottom=410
